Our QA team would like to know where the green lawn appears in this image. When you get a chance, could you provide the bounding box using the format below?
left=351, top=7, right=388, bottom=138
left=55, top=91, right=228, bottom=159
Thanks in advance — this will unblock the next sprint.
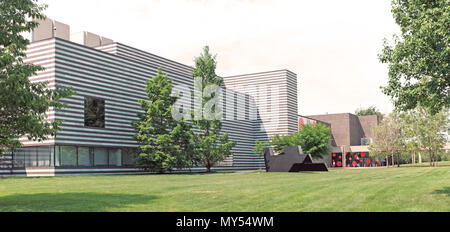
left=1, top=162, right=449, bottom=212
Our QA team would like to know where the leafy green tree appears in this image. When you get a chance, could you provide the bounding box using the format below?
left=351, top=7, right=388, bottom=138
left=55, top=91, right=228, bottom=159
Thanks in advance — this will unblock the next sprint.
left=355, top=106, right=384, bottom=120
left=252, top=140, right=270, bottom=156
left=171, top=121, right=197, bottom=170
left=295, top=124, right=331, bottom=159
left=402, top=107, right=449, bottom=166
left=270, top=134, right=296, bottom=154
left=379, top=0, right=450, bottom=114
left=192, top=46, right=235, bottom=172
left=369, top=112, right=405, bottom=167
left=257, top=123, right=331, bottom=159
left=132, top=68, right=195, bottom=172
left=0, top=0, right=74, bottom=155
left=400, top=110, right=422, bottom=164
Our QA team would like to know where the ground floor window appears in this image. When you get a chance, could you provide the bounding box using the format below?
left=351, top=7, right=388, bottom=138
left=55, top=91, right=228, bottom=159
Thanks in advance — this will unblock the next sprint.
left=78, top=147, right=92, bottom=166
left=331, top=152, right=386, bottom=167
left=93, top=147, right=108, bottom=166
left=13, top=146, right=137, bottom=168
left=331, top=153, right=343, bottom=167
left=108, top=148, right=122, bottom=167
left=59, top=146, right=77, bottom=166
left=12, top=146, right=54, bottom=168
left=345, top=152, right=383, bottom=167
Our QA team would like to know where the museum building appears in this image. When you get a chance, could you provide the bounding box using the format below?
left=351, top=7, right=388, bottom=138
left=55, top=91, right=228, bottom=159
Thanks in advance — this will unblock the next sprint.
left=0, top=19, right=299, bottom=176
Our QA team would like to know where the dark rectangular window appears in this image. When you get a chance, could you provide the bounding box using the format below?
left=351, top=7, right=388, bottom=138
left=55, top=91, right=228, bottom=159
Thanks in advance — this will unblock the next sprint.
left=84, top=97, right=105, bottom=128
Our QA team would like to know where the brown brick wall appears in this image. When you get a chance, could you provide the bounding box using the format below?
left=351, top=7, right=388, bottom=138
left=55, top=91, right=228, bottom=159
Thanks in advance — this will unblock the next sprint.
left=349, top=114, right=364, bottom=146
left=306, top=113, right=379, bottom=146
left=306, top=113, right=351, bottom=146
left=358, top=115, right=379, bottom=139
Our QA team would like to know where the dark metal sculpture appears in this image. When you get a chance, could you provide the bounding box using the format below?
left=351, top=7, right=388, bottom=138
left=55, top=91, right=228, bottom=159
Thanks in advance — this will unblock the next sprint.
left=263, top=146, right=328, bottom=172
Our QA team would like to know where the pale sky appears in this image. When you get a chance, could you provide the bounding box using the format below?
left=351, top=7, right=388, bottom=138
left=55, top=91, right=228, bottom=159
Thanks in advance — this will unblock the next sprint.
left=39, top=0, right=399, bottom=116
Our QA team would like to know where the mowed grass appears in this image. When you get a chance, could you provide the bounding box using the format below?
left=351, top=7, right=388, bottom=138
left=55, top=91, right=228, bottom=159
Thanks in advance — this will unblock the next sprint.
left=0, top=162, right=449, bottom=212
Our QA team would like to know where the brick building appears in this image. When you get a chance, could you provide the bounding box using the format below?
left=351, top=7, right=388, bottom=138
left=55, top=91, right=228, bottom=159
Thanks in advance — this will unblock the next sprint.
left=299, top=113, right=382, bottom=167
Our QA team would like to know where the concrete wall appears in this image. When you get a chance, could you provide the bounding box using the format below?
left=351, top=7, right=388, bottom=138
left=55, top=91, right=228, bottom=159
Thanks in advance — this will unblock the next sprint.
left=32, top=18, right=69, bottom=42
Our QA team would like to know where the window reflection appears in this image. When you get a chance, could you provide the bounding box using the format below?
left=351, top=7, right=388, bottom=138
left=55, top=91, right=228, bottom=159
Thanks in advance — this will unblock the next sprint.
left=94, top=147, right=108, bottom=166
left=12, top=146, right=137, bottom=168
left=84, top=97, right=105, bottom=128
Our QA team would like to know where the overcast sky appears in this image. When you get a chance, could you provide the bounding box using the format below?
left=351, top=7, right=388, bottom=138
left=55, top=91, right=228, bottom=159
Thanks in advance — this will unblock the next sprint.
left=39, top=0, right=400, bottom=115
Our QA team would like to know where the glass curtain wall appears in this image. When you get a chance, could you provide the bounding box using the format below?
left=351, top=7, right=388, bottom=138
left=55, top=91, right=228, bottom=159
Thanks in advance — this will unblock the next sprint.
left=78, top=147, right=93, bottom=166
left=108, top=148, right=122, bottom=167
left=12, top=146, right=53, bottom=168
left=13, top=146, right=136, bottom=168
left=60, top=146, right=77, bottom=166
left=94, top=147, right=108, bottom=166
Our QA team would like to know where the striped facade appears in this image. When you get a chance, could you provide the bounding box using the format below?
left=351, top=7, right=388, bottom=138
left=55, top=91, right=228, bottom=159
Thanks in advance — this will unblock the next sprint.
left=20, top=39, right=57, bottom=147
left=3, top=19, right=300, bottom=175
left=223, top=70, right=299, bottom=141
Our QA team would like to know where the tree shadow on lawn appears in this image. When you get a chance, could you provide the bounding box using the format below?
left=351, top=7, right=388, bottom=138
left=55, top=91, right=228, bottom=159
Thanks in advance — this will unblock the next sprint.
left=141, top=170, right=261, bottom=176
left=0, top=192, right=157, bottom=212
left=432, top=187, right=450, bottom=197
left=400, top=162, right=450, bottom=168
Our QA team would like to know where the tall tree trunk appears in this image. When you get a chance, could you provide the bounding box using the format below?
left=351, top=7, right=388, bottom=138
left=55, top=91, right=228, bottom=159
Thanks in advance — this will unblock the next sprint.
left=418, top=151, right=422, bottom=163
left=397, top=153, right=400, bottom=167
left=429, top=150, right=433, bottom=167
left=412, top=151, right=415, bottom=164
left=206, top=161, right=211, bottom=173
left=391, top=152, right=395, bottom=167
left=433, top=151, right=438, bottom=167
left=386, top=155, right=389, bottom=167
